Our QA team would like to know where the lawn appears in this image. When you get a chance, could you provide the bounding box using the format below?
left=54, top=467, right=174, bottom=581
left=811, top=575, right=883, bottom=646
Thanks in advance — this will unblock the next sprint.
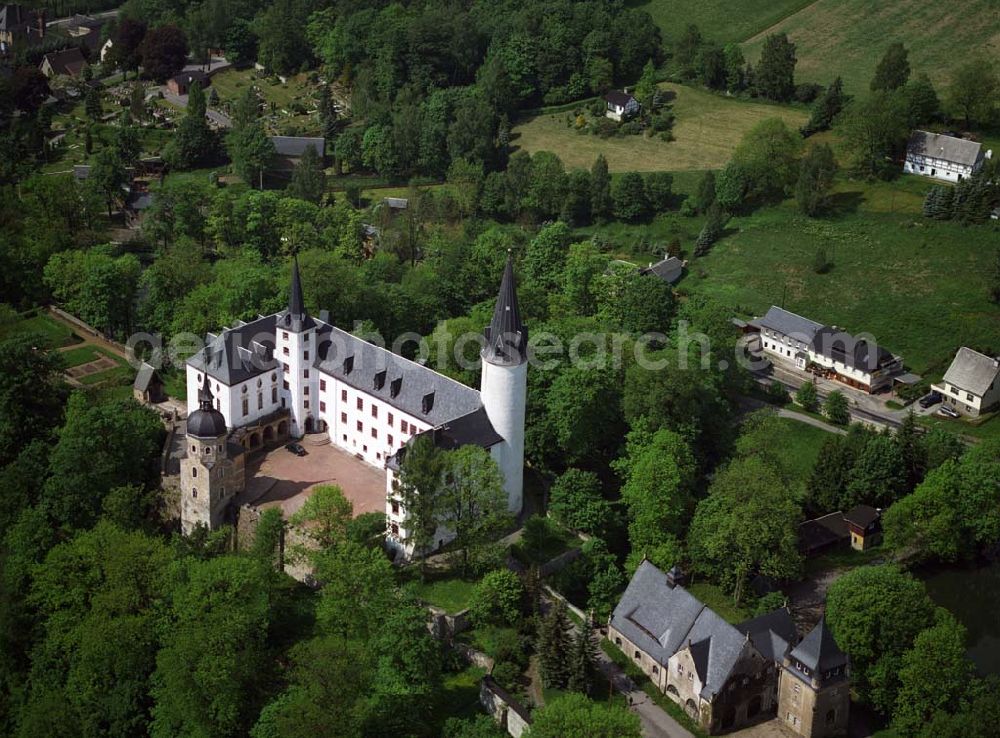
left=741, top=0, right=1000, bottom=94
left=763, top=416, right=833, bottom=484
left=637, top=0, right=816, bottom=44
left=511, top=83, right=808, bottom=173
left=407, top=576, right=477, bottom=613
left=680, top=191, right=1000, bottom=376
left=0, top=311, right=80, bottom=349
left=430, top=665, right=488, bottom=730
left=60, top=345, right=102, bottom=368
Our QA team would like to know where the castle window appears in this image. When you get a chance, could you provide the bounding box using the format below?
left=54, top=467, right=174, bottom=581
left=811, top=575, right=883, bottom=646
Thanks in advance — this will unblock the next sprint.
left=272, top=387, right=278, bottom=403
left=197, top=373, right=202, bottom=382
left=282, top=331, right=288, bottom=340
left=371, top=405, right=378, bottom=419
left=356, top=421, right=363, bottom=432
left=192, top=489, right=197, bottom=498
left=363, top=445, right=367, bottom=452
left=320, top=401, right=326, bottom=412
left=634, top=651, right=641, bottom=660
left=390, top=522, right=399, bottom=537
left=341, top=412, right=347, bottom=423
left=257, top=392, right=263, bottom=410
left=356, top=397, right=363, bottom=410
left=652, top=666, right=659, bottom=675
left=320, top=379, right=326, bottom=391
left=215, top=399, right=220, bottom=411
left=304, top=350, right=309, bottom=360
left=371, top=428, right=378, bottom=439
left=615, top=637, right=621, bottom=646
left=271, top=372, right=277, bottom=382
left=341, top=389, right=347, bottom=402
left=283, top=346, right=289, bottom=356
left=303, top=400, right=309, bottom=409
left=401, top=420, right=409, bottom=433
left=242, top=397, right=249, bottom=416
left=388, top=412, right=393, bottom=427
left=283, top=381, right=289, bottom=390
left=191, top=444, right=196, bottom=453
left=192, top=468, right=197, bottom=477
left=303, top=387, right=310, bottom=396
left=388, top=434, right=394, bottom=446
left=283, top=363, right=289, bottom=373
left=303, top=369, right=309, bottom=379
left=376, top=452, right=381, bottom=460
left=391, top=500, right=399, bottom=515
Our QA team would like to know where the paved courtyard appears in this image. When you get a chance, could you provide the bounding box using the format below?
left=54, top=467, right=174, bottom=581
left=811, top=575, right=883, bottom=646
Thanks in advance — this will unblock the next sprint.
left=241, top=437, right=386, bottom=519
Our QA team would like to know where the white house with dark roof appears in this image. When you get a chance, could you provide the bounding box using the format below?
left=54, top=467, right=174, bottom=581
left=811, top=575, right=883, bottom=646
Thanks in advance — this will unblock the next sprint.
left=756, top=306, right=902, bottom=393
left=931, top=346, right=1000, bottom=417
left=610, top=561, right=849, bottom=736
left=904, top=130, right=991, bottom=182
left=604, top=89, right=639, bottom=121
left=185, top=255, right=527, bottom=555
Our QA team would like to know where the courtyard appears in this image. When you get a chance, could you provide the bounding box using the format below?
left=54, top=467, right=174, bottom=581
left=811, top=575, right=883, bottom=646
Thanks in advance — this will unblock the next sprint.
left=241, top=436, right=386, bottom=519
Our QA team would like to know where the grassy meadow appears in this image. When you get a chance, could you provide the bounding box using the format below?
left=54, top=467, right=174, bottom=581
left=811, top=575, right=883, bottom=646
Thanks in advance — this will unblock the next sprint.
left=638, top=0, right=816, bottom=44
left=741, top=0, right=1000, bottom=94
left=511, top=83, right=808, bottom=172
left=765, top=416, right=832, bottom=483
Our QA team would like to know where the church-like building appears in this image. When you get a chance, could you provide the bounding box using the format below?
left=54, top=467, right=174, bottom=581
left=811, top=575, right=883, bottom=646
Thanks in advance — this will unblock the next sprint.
left=180, top=255, right=528, bottom=556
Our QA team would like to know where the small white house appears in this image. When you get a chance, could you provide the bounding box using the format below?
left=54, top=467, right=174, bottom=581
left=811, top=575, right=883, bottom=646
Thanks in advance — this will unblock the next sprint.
left=931, top=347, right=1000, bottom=417
left=903, top=131, right=991, bottom=183
left=604, top=89, right=640, bottom=121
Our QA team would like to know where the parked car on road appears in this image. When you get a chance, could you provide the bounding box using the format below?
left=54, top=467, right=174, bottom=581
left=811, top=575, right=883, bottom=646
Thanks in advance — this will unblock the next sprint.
left=285, top=442, right=307, bottom=456
left=918, top=391, right=942, bottom=408
left=938, top=404, right=960, bottom=418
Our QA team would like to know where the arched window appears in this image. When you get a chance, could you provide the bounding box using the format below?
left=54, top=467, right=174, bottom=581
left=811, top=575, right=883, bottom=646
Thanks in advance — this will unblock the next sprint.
left=192, top=489, right=197, bottom=498
left=192, top=468, right=197, bottom=477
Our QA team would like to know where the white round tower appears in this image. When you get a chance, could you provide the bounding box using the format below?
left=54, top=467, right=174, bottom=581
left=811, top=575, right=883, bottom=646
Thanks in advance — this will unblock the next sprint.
left=480, top=253, right=528, bottom=514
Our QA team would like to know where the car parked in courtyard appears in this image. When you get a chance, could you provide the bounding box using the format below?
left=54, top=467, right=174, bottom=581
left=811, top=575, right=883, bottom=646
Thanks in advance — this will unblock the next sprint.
left=285, top=442, right=307, bottom=456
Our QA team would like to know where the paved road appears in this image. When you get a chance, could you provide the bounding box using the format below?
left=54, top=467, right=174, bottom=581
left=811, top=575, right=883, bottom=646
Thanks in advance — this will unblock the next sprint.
left=776, top=408, right=848, bottom=435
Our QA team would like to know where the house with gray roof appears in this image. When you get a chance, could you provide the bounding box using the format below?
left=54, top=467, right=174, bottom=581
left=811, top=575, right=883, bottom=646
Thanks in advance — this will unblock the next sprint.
left=184, top=254, right=527, bottom=558
left=609, top=561, right=810, bottom=734
left=758, top=306, right=824, bottom=370
left=904, top=130, right=991, bottom=183
left=932, top=346, right=1000, bottom=417
left=641, top=255, right=685, bottom=285
left=267, top=136, right=325, bottom=179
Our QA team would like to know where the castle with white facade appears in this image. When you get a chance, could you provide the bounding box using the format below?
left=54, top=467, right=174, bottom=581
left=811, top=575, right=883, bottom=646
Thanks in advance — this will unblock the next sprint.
left=180, top=255, right=527, bottom=555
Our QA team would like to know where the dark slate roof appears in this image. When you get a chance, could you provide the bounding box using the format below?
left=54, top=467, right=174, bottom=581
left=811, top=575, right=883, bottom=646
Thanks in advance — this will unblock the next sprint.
left=317, top=326, right=483, bottom=427
left=482, top=252, right=527, bottom=367
left=907, top=130, right=983, bottom=167
left=269, top=136, right=325, bottom=157
left=430, top=407, right=503, bottom=450
left=276, top=256, right=315, bottom=333
left=844, top=504, right=880, bottom=529
left=41, top=47, right=86, bottom=77
left=187, top=375, right=228, bottom=438
left=810, top=326, right=894, bottom=373
left=133, top=361, right=159, bottom=392
left=789, top=617, right=848, bottom=675
left=604, top=90, right=636, bottom=107
left=73, top=164, right=91, bottom=180
left=736, top=608, right=797, bottom=663
left=610, top=561, right=750, bottom=700
left=187, top=314, right=279, bottom=385
left=759, top=306, right=823, bottom=343
left=642, top=256, right=684, bottom=284
left=170, top=70, right=208, bottom=86
left=797, top=512, right=848, bottom=554
left=941, top=347, right=1000, bottom=396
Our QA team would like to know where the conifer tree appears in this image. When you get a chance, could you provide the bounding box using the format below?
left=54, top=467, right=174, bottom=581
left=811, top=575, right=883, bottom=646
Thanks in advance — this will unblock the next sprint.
left=989, top=247, right=1000, bottom=305
left=590, top=155, right=612, bottom=222
left=538, top=600, right=572, bottom=688
left=287, top=144, right=326, bottom=203
left=934, top=187, right=954, bottom=220
left=567, top=618, right=600, bottom=696
left=694, top=202, right=725, bottom=256
left=922, top=187, right=940, bottom=218
left=694, top=170, right=716, bottom=214
left=802, top=77, right=847, bottom=136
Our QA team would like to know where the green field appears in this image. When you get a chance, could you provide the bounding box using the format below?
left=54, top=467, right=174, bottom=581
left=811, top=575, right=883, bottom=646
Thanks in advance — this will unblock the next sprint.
left=0, top=312, right=80, bottom=349
left=407, top=576, right=477, bottom=613
left=680, top=187, right=1000, bottom=376
left=765, top=416, right=832, bottom=483
left=638, top=0, right=815, bottom=44
left=741, top=0, right=1000, bottom=94
left=60, top=345, right=102, bottom=368
left=511, top=83, right=808, bottom=172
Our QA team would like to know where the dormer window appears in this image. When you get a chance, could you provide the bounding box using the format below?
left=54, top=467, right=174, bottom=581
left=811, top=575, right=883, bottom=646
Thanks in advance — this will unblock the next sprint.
left=390, top=377, right=401, bottom=398
left=374, top=369, right=386, bottom=390
left=343, top=356, right=354, bottom=375
left=422, top=392, right=434, bottom=414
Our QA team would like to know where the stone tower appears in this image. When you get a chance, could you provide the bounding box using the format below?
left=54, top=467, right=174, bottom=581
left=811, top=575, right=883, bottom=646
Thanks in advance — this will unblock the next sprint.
left=480, top=251, right=527, bottom=514
left=181, top=376, right=245, bottom=534
left=275, top=256, right=318, bottom=438
left=777, top=617, right=850, bottom=738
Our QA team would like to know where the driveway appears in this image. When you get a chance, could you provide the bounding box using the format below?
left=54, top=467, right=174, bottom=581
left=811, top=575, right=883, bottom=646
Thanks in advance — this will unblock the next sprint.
left=240, top=438, right=385, bottom=519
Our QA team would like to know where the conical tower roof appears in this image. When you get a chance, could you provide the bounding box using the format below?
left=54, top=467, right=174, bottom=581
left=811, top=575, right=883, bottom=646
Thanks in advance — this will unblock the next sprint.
left=279, top=255, right=315, bottom=332
left=789, top=617, right=848, bottom=674
left=482, top=251, right=527, bottom=366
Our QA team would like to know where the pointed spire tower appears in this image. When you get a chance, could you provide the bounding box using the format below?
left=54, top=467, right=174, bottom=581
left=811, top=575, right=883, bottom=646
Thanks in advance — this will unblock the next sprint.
left=480, top=251, right=527, bottom=515
left=277, top=256, right=317, bottom=439
left=279, top=255, right=315, bottom=333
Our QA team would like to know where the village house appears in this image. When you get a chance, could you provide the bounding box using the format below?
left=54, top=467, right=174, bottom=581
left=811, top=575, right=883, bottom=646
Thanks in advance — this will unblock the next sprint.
left=166, top=69, right=209, bottom=96
left=641, top=255, right=685, bottom=285
left=798, top=506, right=882, bottom=558
left=183, top=256, right=527, bottom=555
left=931, top=346, right=1000, bottom=417
left=39, top=46, right=87, bottom=78
left=604, top=89, right=639, bottom=121
left=755, top=306, right=902, bottom=394
left=609, top=561, right=849, bottom=736
left=903, top=130, right=991, bottom=183
left=0, top=4, right=43, bottom=53
left=133, top=361, right=166, bottom=404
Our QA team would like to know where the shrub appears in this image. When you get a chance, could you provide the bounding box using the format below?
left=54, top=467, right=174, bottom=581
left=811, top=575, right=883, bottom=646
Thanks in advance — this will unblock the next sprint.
left=795, top=380, right=819, bottom=411
left=468, top=569, right=525, bottom=626
left=767, top=380, right=790, bottom=404
left=824, top=390, right=850, bottom=425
